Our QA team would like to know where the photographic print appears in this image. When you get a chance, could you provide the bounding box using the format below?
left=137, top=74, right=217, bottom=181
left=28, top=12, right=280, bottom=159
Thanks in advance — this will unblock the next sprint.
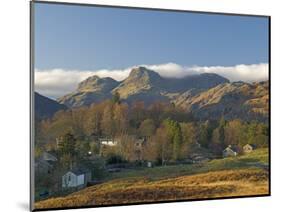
left=31, top=1, right=270, bottom=211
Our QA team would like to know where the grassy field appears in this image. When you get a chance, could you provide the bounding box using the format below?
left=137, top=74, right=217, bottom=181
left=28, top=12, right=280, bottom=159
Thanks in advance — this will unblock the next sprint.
left=35, top=148, right=269, bottom=209
left=104, top=148, right=268, bottom=181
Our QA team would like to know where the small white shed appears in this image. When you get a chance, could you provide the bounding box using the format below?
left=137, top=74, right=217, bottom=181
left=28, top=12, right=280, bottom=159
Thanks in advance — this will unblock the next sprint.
left=62, top=168, right=91, bottom=189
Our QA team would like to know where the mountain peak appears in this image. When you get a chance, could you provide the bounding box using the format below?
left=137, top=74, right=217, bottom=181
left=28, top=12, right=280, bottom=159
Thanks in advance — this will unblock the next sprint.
left=58, top=76, right=120, bottom=107
left=77, top=75, right=118, bottom=91
left=127, top=66, right=162, bottom=81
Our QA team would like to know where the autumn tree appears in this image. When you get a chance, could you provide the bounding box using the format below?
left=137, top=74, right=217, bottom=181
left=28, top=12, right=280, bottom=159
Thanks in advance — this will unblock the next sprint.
left=129, top=101, right=146, bottom=129
left=180, top=122, right=198, bottom=156
left=138, top=119, right=156, bottom=138
left=101, top=101, right=115, bottom=137
left=113, top=103, right=129, bottom=136
left=148, top=101, right=166, bottom=126
left=39, top=111, right=73, bottom=147
left=71, top=107, right=88, bottom=139
left=145, top=125, right=173, bottom=166
left=116, top=134, right=136, bottom=162
left=84, top=104, right=103, bottom=137
left=224, top=119, right=244, bottom=146
left=57, top=132, right=76, bottom=169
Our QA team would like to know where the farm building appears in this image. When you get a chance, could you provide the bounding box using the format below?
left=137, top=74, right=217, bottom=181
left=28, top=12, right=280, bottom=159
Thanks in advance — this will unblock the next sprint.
left=222, top=145, right=240, bottom=157
left=243, top=144, right=256, bottom=153
left=62, top=168, right=92, bottom=189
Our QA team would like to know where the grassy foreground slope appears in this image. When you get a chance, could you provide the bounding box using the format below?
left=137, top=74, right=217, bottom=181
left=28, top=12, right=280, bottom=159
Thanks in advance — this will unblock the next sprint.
left=35, top=148, right=269, bottom=209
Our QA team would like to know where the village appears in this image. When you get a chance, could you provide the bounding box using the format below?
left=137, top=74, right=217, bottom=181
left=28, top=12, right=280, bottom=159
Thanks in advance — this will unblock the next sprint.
left=35, top=134, right=259, bottom=201
left=34, top=94, right=269, bottom=202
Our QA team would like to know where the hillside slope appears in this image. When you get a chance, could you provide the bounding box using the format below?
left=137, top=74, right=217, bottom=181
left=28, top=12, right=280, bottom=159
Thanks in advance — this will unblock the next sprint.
left=173, top=81, right=269, bottom=121
left=35, top=92, right=67, bottom=119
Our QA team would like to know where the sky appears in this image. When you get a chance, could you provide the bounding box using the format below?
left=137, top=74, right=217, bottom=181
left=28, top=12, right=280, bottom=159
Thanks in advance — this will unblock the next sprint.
left=34, top=2, right=269, bottom=98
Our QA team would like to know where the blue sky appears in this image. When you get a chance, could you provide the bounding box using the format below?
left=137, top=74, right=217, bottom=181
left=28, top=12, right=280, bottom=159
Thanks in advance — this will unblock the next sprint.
left=34, top=2, right=269, bottom=98
left=34, top=2, right=269, bottom=70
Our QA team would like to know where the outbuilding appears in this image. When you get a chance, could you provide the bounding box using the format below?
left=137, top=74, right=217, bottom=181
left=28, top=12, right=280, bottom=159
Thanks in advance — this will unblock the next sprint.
left=62, top=168, right=92, bottom=189
left=243, top=144, right=256, bottom=153
left=222, top=145, right=240, bottom=157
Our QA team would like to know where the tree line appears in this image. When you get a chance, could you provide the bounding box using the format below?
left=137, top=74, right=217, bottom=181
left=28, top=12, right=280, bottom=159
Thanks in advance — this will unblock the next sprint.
left=35, top=96, right=269, bottom=166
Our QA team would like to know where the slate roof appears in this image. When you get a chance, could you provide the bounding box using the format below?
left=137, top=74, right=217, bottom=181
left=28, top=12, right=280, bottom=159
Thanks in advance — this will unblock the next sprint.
left=69, top=167, right=90, bottom=176
left=224, top=145, right=241, bottom=153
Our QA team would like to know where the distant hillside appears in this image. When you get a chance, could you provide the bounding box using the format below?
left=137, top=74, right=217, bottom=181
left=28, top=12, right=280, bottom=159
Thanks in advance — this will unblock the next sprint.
left=58, top=66, right=229, bottom=107
left=35, top=92, right=67, bottom=119
left=173, top=81, right=269, bottom=122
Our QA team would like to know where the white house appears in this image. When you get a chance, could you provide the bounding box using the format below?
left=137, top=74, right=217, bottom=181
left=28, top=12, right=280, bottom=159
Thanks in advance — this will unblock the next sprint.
left=62, top=168, right=91, bottom=189
left=222, top=145, right=240, bottom=157
left=243, top=144, right=256, bottom=153
left=99, top=138, right=117, bottom=146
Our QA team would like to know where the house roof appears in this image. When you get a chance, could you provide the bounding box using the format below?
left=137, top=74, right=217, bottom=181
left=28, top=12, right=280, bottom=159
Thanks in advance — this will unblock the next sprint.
left=244, top=144, right=256, bottom=148
left=224, top=145, right=240, bottom=153
left=69, top=167, right=90, bottom=176
left=42, top=152, right=58, bottom=161
left=35, top=158, right=53, bottom=168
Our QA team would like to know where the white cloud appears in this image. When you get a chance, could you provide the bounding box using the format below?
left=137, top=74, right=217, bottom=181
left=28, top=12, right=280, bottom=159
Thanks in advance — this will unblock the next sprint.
left=35, top=63, right=268, bottom=98
left=190, top=63, right=269, bottom=82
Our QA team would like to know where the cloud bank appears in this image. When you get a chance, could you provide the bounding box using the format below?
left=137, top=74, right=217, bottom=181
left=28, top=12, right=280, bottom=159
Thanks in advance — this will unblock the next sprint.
left=35, top=63, right=268, bottom=98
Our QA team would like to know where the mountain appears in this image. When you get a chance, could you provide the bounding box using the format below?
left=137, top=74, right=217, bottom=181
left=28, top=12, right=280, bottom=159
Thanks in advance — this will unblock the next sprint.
left=58, top=76, right=120, bottom=107
left=55, top=66, right=268, bottom=122
left=173, top=81, right=269, bottom=122
left=162, top=73, right=231, bottom=93
left=35, top=92, right=67, bottom=119
left=113, top=67, right=163, bottom=99
left=114, top=67, right=229, bottom=101
left=112, top=67, right=168, bottom=104
left=58, top=66, right=229, bottom=108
